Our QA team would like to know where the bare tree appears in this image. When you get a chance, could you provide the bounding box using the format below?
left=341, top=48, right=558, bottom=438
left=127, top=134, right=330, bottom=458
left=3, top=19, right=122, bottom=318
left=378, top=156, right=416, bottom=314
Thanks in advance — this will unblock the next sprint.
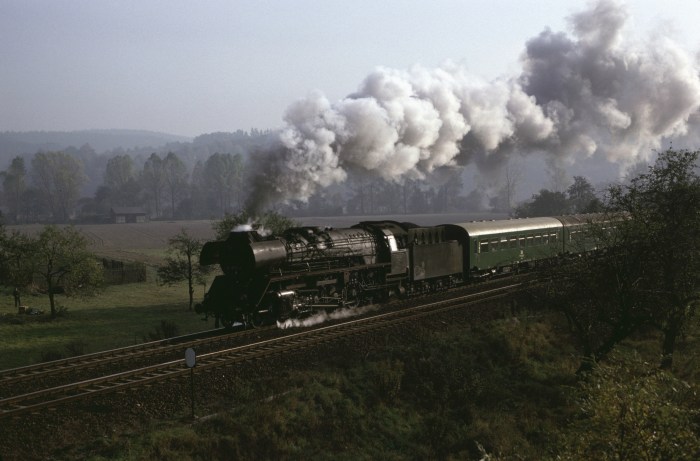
left=31, top=152, right=86, bottom=222
left=142, top=153, right=165, bottom=218
left=162, top=152, right=188, bottom=219
left=157, top=229, right=211, bottom=310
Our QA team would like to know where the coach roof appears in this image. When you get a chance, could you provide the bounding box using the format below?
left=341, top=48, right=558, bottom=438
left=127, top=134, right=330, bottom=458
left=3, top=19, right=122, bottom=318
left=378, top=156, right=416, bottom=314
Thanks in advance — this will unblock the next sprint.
left=444, top=217, right=563, bottom=238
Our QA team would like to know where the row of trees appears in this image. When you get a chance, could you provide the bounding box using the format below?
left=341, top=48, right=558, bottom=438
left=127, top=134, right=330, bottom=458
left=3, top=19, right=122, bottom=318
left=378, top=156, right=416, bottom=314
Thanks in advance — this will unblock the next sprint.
left=539, top=149, right=700, bottom=372
left=2, top=143, right=612, bottom=224
left=513, top=175, right=603, bottom=217
left=0, top=150, right=249, bottom=223
left=1, top=149, right=475, bottom=223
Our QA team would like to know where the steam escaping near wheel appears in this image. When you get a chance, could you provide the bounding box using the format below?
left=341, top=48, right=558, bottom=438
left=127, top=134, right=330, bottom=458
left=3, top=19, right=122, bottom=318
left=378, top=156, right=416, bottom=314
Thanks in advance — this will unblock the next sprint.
left=276, top=304, right=381, bottom=330
left=246, top=0, right=700, bottom=213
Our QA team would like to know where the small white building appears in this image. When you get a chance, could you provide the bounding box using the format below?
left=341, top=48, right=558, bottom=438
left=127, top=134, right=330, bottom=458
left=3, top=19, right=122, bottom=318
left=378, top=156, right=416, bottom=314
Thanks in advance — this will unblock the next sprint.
left=110, top=207, right=147, bottom=224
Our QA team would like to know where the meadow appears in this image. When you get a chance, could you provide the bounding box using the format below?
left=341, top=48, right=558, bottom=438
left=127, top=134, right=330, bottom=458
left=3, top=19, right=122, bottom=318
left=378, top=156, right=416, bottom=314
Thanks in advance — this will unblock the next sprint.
left=0, top=277, right=217, bottom=370
left=0, top=220, right=221, bottom=370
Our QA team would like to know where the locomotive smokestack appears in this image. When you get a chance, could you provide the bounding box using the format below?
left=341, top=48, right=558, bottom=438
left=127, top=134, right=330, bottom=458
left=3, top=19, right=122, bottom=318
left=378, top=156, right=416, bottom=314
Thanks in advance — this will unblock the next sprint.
left=248, top=0, right=700, bottom=211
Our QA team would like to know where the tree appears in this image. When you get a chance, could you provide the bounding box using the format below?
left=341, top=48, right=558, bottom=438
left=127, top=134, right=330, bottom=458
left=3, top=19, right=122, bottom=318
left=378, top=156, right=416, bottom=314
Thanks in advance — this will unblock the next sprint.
left=608, top=148, right=700, bottom=369
left=567, top=176, right=598, bottom=213
left=435, top=173, right=464, bottom=212
left=490, top=161, right=522, bottom=213
left=31, top=152, right=86, bottom=222
left=203, top=153, right=245, bottom=215
left=1, top=156, right=27, bottom=223
left=0, top=229, right=34, bottom=301
left=31, top=225, right=103, bottom=318
left=178, top=160, right=208, bottom=219
left=0, top=221, right=7, bottom=281
left=142, top=153, right=165, bottom=218
left=514, top=189, right=570, bottom=217
left=162, top=152, right=188, bottom=219
left=157, top=229, right=211, bottom=311
left=103, top=154, right=141, bottom=207
left=536, top=227, right=648, bottom=372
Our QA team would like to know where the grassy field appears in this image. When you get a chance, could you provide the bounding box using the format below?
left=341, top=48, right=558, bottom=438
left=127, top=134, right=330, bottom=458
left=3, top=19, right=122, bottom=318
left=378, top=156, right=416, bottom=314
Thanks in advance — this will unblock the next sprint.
left=7, top=220, right=218, bottom=265
left=0, top=280, right=216, bottom=370
left=0, top=220, right=226, bottom=370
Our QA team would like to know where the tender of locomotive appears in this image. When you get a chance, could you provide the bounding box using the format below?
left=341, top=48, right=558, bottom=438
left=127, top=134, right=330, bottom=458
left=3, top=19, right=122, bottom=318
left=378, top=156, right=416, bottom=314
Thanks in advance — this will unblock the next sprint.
left=195, top=214, right=615, bottom=327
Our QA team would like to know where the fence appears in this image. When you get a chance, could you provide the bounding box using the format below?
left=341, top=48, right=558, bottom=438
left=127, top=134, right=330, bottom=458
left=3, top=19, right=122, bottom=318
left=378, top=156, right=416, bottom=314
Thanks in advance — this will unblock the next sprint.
left=101, top=259, right=147, bottom=285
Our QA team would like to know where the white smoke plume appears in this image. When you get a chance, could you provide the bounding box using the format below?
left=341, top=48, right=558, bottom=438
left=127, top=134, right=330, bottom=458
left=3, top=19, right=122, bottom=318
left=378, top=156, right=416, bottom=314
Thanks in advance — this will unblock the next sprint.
left=249, top=0, right=700, bottom=210
left=231, top=220, right=271, bottom=236
left=518, top=0, right=700, bottom=167
left=276, top=304, right=380, bottom=330
left=232, top=223, right=253, bottom=232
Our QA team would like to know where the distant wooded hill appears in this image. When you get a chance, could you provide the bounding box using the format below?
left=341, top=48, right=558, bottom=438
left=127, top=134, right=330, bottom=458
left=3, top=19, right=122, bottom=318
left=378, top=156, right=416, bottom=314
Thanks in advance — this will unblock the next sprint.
left=0, top=129, right=192, bottom=159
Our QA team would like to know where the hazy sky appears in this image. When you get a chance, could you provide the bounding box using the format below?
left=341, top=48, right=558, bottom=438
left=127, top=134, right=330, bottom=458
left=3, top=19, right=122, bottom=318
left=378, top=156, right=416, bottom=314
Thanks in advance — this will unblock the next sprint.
left=2, top=0, right=700, bottom=137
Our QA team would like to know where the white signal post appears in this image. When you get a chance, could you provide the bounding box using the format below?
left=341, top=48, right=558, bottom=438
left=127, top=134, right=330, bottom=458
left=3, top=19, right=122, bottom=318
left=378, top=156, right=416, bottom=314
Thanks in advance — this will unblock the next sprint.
left=185, top=347, right=196, bottom=419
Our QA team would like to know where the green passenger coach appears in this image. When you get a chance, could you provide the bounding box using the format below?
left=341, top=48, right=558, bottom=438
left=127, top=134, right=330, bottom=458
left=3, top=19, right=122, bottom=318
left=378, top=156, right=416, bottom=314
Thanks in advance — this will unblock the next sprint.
left=444, top=217, right=564, bottom=275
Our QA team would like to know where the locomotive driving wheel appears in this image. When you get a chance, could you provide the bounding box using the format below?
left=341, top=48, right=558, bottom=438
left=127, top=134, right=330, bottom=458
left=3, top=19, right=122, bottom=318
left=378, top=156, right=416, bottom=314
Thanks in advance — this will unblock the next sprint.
left=343, top=286, right=360, bottom=307
left=220, top=316, right=236, bottom=329
left=246, top=312, right=266, bottom=328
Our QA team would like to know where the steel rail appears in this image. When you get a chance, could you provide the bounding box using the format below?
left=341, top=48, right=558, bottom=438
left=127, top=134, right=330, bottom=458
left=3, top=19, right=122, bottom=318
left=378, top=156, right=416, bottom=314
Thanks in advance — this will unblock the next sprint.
left=0, top=283, right=520, bottom=419
left=0, top=325, right=273, bottom=387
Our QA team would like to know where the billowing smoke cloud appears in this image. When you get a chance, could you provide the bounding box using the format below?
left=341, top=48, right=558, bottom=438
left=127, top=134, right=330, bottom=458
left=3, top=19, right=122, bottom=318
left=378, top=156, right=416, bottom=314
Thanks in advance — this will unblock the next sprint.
left=518, top=0, right=700, bottom=165
left=248, top=0, right=700, bottom=211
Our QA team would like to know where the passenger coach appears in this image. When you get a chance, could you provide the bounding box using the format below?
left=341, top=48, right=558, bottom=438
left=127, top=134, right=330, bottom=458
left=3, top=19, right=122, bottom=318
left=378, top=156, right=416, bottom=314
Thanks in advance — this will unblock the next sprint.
left=444, top=217, right=563, bottom=276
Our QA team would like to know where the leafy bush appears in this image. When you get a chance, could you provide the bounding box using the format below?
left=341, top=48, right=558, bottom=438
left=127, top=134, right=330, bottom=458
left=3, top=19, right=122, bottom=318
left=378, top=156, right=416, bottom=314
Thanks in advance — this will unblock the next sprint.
left=553, top=352, right=700, bottom=460
left=65, top=339, right=87, bottom=357
left=143, top=320, right=180, bottom=341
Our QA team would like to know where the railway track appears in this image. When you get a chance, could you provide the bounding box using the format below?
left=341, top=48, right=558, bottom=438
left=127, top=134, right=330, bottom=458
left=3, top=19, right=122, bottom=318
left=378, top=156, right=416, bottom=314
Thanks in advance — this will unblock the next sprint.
left=0, top=281, right=522, bottom=419
left=0, top=325, right=276, bottom=393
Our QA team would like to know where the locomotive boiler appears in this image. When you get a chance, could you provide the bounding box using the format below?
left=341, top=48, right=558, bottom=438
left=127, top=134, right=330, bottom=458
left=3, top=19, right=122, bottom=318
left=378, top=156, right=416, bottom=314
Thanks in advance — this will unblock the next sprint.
left=195, top=221, right=465, bottom=327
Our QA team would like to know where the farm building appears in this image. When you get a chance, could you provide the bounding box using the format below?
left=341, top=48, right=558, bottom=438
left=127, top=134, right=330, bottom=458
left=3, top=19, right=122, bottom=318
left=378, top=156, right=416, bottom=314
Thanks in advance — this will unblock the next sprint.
left=110, top=207, right=148, bottom=224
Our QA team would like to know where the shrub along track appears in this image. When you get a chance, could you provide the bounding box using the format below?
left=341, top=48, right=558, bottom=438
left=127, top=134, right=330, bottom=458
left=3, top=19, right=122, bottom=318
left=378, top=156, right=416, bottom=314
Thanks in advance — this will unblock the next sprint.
left=0, top=277, right=528, bottom=460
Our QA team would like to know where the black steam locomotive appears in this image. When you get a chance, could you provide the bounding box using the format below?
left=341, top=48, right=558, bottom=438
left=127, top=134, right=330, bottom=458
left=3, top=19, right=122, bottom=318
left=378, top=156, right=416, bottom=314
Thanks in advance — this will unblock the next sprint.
left=195, top=214, right=614, bottom=327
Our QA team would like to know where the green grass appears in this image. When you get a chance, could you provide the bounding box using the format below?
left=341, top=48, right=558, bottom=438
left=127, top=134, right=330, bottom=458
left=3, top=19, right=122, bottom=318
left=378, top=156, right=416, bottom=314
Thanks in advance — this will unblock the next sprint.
left=96, top=314, right=699, bottom=461
left=0, top=280, right=215, bottom=370
left=83, top=316, right=582, bottom=460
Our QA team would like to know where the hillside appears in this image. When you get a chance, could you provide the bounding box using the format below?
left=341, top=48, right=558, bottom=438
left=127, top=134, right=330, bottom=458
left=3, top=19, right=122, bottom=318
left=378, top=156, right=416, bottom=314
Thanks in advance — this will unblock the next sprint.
left=0, top=129, right=191, bottom=162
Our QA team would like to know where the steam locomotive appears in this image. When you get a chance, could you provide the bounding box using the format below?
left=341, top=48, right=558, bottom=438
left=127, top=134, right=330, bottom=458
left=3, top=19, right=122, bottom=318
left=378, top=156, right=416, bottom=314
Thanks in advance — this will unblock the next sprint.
left=195, top=214, right=613, bottom=327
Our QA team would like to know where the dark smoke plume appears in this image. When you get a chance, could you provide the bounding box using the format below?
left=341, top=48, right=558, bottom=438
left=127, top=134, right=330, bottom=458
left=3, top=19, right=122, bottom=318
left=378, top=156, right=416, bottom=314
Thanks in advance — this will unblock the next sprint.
left=248, top=0, right=700, bottom=211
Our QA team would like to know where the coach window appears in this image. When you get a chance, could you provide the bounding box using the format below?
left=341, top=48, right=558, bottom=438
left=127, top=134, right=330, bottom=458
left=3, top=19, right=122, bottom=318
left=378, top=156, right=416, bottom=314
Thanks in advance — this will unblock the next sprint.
left=534, top=235, right=542, bottom=245
left=480, top=241, right=489, bottom=253
left=491, top=239, right=499, bottom=251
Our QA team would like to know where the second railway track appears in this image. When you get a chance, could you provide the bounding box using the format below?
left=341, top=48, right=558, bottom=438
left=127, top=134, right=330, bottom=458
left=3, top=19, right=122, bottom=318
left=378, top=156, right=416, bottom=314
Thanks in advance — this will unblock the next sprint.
left=0, top=280, right=523, bottom=420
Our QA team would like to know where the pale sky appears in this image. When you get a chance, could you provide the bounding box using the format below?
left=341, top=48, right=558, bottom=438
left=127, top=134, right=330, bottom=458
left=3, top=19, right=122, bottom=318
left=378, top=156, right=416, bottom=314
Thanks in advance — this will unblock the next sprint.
left=2, top=0, right=700, bottom=137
